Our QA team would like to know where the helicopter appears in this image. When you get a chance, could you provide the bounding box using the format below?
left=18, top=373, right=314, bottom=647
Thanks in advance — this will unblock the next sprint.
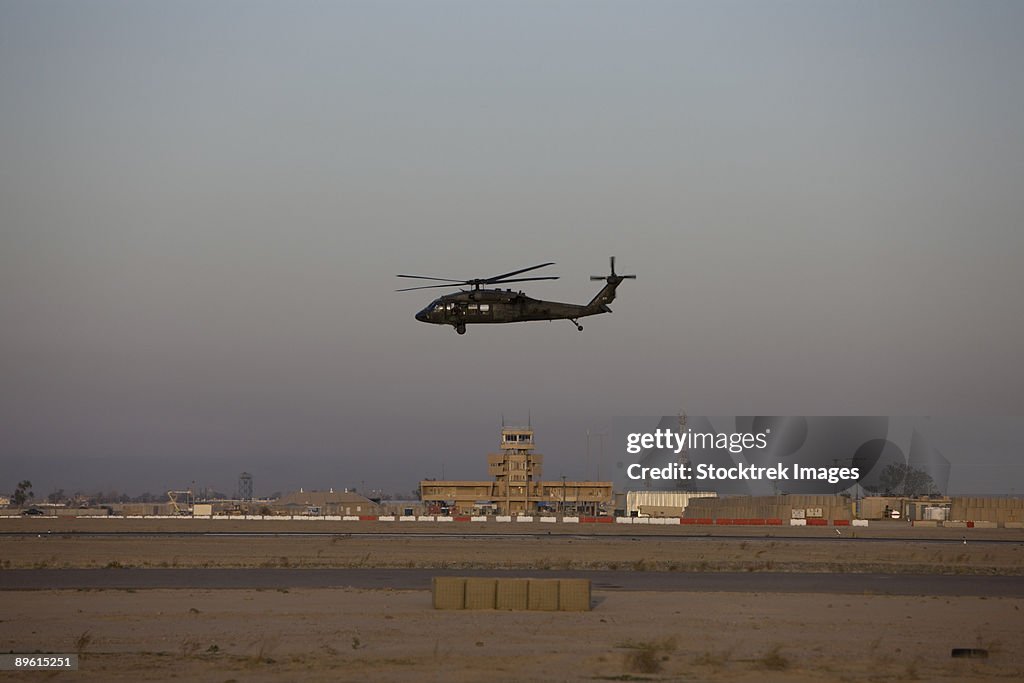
left=397, top=256, right=635, bottom=335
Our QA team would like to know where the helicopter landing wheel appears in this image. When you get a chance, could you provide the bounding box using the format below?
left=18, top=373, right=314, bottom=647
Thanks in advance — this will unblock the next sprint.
left=455, top=324, right=467, bottom=335
left=577, top=324, right=583, bottom=331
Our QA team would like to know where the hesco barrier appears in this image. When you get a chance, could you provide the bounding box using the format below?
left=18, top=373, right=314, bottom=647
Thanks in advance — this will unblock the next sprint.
left=949, top=497, right=1024, bottom=524
left=432, top=577, right=591, bottom=611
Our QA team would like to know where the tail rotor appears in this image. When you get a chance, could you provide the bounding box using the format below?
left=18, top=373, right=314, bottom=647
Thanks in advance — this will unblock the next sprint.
left=591, top=256, right=636, bottom=283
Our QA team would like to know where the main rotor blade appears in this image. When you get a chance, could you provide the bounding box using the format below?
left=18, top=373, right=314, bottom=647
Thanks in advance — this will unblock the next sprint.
left=487, top=276, right=559, bottom=285
left=396, top=275, right=466, bottom=283
left=485, top=262, right=555, bottom=283
left=396, top=282, right=468, bottom=292
left=396, top=276, right=559, bottom=292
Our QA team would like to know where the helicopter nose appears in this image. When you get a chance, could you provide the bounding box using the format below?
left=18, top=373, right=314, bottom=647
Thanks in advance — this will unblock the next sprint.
left=415, top=308, right=429, bottom=322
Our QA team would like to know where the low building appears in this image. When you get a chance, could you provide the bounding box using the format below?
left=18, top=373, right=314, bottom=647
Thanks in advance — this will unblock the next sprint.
left=271, top=489, right=382, bottom=517
left=625, top=490, right=718, bottom=517
left=109, top=502, right=178, bottom=516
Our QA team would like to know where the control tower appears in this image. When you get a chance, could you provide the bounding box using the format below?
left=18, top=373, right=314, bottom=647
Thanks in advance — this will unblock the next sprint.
left=488, top=426, right=544, bottom=514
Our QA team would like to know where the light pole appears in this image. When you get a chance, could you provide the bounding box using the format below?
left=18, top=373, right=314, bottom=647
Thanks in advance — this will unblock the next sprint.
left=586, top=430, right=591, bottom=480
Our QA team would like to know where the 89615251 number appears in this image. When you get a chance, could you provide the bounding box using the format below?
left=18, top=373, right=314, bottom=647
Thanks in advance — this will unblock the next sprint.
left=1, top=654, right=78, bottom=670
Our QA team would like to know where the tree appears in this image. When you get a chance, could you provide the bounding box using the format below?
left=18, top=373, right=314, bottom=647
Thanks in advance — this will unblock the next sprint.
left=12, top=480, right=33, bottom=507
left=877, top=463, right=938, bottom=497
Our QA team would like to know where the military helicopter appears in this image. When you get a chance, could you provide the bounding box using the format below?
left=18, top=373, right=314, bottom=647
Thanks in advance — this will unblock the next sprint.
left=397, top=256, right=635, bottom=334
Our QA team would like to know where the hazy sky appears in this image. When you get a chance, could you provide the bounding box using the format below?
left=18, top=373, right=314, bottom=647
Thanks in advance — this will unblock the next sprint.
left=2, top=1, right=1022, bottom=497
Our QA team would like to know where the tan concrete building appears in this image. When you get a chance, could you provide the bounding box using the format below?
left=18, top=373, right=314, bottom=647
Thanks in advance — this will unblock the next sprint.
left=421, top=425, right=613, bottom=515
left=271, top=489, right=382, bottom=516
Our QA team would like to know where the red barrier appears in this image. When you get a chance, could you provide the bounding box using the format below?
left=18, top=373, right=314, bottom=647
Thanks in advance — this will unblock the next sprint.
left=580, top=516, right=613, bottom=523
left=453, top=516, right=471, bottom=522
left=806, top=518, right=827, bottom=526
left=358, top=516, right=378, bottom=521
left=765, top=519, right=783, bottom=525
left=967, top=521, right=975, bottom=528
left=680, top=518, right=714, bottom=525
left=715, top=518, right=735, bottom=525
left=833, top=519, right=850, bottom=526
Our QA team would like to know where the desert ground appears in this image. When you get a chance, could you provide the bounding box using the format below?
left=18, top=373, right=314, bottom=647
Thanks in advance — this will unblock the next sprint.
left=1, top=589, right=1020, bottom=682
left=1, top=521, right=1021, bottom=681
left=2, top=526, right=1022, bottom=574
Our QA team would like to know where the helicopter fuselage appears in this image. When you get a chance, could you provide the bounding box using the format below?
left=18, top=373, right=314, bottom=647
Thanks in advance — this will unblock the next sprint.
left=415, top=288, right=605, bottom=328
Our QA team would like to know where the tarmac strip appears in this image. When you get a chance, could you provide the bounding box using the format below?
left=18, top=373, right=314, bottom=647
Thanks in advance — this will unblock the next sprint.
left=2, top=568, right=1022, bottom=596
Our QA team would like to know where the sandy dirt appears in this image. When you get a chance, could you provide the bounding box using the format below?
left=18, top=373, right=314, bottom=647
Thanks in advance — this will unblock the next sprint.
left=4, top=533, right=1022, bottom=574
left=0, top=588, right=1020, bottom=682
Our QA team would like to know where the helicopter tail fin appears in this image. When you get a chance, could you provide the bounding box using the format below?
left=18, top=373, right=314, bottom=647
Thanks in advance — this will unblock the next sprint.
left=584, top=256, right=635, bottom=313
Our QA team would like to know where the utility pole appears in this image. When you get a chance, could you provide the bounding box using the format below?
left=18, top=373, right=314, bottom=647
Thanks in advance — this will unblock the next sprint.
left=590, top=432, right=607, bottom=481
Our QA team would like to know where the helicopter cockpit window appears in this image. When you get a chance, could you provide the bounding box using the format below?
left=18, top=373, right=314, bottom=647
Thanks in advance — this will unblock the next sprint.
left=480, top=304, right=490, bottom=312
left=433, top=303, right=445, bottom=313
left=445, top=303, right=454, bottom=311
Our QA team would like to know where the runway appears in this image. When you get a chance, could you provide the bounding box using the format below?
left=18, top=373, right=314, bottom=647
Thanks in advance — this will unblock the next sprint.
left=3, top=568, right=1022, bottom=596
